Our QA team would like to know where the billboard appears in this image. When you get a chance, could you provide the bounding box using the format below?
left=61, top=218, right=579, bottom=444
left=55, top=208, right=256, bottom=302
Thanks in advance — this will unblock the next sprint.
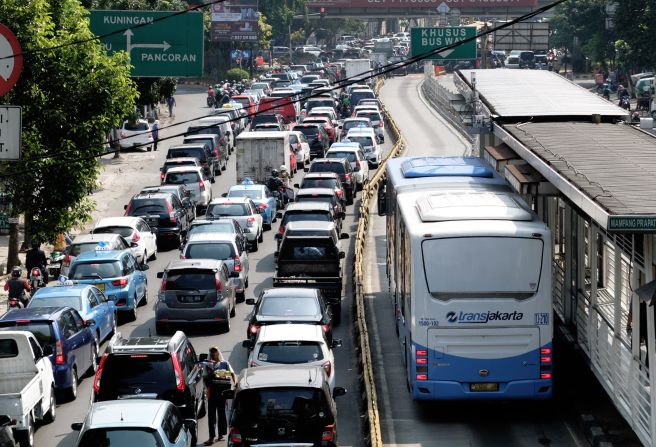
left=492, top=21, right=549, bottom=51
left=307, top=0, right=538, bottom=8
left=211, top=0, right=259, bottom=42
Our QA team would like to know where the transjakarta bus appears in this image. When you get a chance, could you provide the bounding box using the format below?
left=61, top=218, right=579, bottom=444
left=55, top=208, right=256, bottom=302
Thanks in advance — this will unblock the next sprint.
left=378, top=157, right=553, bottom=400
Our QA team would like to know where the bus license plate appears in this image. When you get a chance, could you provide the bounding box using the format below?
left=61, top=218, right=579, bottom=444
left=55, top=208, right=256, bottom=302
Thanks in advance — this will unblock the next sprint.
left=470, top=383, right=498, bottom=392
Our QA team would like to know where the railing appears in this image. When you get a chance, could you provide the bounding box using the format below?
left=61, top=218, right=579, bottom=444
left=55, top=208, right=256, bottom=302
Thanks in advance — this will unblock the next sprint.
left=353, top=77, right=405, bottom=446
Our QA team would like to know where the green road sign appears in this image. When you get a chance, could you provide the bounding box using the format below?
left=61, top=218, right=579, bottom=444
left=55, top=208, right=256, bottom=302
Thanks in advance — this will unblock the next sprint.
left=90, top=10, right=204, bottom=77
left=410, top=27, right=477, bottom=61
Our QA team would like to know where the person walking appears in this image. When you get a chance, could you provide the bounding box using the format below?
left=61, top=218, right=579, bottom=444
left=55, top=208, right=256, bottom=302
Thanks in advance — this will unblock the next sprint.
left=203, top=347, right=236, bottom=445
left=166, top=95, right=176, bottom=117
left=149, top=117, right=159, bottom=151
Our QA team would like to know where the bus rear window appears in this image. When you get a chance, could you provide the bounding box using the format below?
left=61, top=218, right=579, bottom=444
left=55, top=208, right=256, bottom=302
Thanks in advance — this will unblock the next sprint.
left=422, top=237, right=544, bottom=299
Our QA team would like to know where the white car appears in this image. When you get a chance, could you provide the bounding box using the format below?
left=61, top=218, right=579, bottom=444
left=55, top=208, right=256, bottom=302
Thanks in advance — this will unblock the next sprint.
left=342, top=117, right=372, bottom=136
left=198, top=116, right=234, bottom=152
left=118, top=119, right=154, bottom=151
left=288, top=130, right=311, bottom=168
left=93, top=216, right=158, bottom=265
left=163, top=166, right=213, bottom=211
left=326, top=143, right=369, bottom=189
left=354, top=109, right=385, bottom=143
left=352, top=105, right=380, bottom=116
left=345, top=128, right=381, bottom=166
left=205, top=197, right=264, bottom=252
left=245, top=323, right=341, bottom=390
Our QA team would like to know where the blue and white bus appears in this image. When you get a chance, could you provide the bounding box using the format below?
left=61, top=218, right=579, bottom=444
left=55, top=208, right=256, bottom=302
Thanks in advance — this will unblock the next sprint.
left=378, top=157, right=553, bottom=400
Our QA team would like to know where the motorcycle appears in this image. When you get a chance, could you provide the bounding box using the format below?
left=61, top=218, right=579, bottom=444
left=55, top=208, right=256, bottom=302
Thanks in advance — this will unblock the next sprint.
left=206, top=95, right=216, bottom=107
left=7, top=296, right=24, bottom=310
left=273, top=186, right=295, bottom=209
left=48, top=250, right=65, bottom=278
left=29, top=267, right=45, bottom=296
left=619, top=96, right=631, bottom=110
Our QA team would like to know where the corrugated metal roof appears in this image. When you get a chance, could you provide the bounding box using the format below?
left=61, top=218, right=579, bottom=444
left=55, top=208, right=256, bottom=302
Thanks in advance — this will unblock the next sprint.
left=458, top=69, right=629, bottom=118
left=503, top=122, right=656, bottom=215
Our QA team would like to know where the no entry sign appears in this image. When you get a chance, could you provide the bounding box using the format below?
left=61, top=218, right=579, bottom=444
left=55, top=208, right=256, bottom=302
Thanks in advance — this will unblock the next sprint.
left=0, top=23, right=23, bottom=96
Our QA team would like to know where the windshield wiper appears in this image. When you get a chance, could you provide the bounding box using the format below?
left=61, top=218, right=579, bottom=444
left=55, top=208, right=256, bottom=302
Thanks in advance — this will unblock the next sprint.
left=80, top=273, right=103, bottom=280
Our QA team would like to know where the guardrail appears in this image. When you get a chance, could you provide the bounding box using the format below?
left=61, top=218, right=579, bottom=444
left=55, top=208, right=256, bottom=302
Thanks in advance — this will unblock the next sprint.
left=352, top=77, right=406, bottom=446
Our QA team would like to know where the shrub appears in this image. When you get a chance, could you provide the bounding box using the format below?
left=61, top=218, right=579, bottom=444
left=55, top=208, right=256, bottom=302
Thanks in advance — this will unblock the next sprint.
left=226, top=68, right=250, bottom=82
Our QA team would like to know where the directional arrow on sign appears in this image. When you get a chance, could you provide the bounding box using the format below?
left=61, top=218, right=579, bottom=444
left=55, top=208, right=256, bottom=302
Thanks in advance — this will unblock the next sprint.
left=437, top=49, right=455, bottom=58
left=123, top=29, right=171, bottom=62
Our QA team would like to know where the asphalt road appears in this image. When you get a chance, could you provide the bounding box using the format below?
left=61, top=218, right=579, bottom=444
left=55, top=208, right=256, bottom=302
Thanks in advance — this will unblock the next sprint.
left=369, top=74, right=638, bottom=447
left=33, top=85, right=380, bottom=447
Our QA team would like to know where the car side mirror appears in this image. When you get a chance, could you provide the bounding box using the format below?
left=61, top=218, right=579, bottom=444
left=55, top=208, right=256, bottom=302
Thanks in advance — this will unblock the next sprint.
left=84, top=319, right=96, bottom=327
left=199, top=353, right=208, bottom=362
left=221, top=192, right=228, bottom=197
left=340, top=233, right=349, bottom=240
left=339, top=251, right=345, bottom=259
left=339, top=212, right=346, bottom=220
left=222, top=389, right=235, bottom=399
left=274, top=251, right=279, bottom=258
left=331, top=339, right=342, bottom=348
left=71, top=422, right=83, bottom=431
left=123, top=204, right=128, bottom=210
left=304, top=167, right=309, bottom=172
left=230, top=271, right=239, bottom=278
left=245, top=298, right=256, bottom=305
left=293, top=183, right=300, bottom=189
left=332, top=387, right=347, bottom=398
left=42, top=344, right=53, bottom=356
left=141, top=264, right=150, bottom=271
left=130, top=242, right=139, bottom=248
left=242, top=340, right=254, bottom=349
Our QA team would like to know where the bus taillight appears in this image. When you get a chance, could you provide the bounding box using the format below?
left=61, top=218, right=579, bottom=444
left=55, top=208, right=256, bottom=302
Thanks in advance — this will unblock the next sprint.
left=416, top=374, right=428, bottom=381
left=416, top=349, right=427, bottom=356
left=416, top=358, right=428, bottom=365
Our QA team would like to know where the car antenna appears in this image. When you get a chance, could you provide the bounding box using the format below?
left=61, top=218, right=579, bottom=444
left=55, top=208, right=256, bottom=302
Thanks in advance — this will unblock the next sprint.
left=308, top=368, right=312, bottom=384
left=148, top=328, right=152, bottom=337
left=120, top=412, right=124, bottom=422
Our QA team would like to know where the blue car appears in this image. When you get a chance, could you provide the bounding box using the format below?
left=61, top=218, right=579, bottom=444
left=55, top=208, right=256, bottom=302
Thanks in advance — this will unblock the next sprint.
left=67, top=247, right=148, bottom=321
left=225, top=183, right=277, bottom=229
left=0, top=306, right=97, bottom=400
left=28, top=283, right=117, bottom=343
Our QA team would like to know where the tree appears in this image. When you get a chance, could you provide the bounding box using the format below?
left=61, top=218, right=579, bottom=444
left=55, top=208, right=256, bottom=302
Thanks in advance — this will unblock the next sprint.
left=614, top=0, right=656, bottom=71
left=0, top=0, right=137, bottom=267
left=258, top=13, right=273, bottom=49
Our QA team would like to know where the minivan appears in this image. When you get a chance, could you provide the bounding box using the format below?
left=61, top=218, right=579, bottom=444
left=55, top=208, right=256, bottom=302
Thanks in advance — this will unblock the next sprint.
left=166, top=144, right=214, bottom=179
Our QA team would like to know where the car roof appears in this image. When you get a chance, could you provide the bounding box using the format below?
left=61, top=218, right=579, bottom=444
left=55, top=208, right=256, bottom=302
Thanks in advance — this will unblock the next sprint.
left=86, top=399, right=170, bottom=430
left=296, top=188, right=337, bottom=196
left=284, top=202, right=331, bottom=212
left=32, top=284, right=92, bottom=298
left=95, top=217, right=141, bottom=228
left=346, top=128, right=376, bottom=135
left=209, top=197, right=251, bottom=204
left=165, top=166, right=203, bottom=174
left=303, top=172, right=340, bottom=179
left=261, top=287, right=319, bottom=298
left=238, top=364, right=326, bottom=390
left=343, top=117, right=371, bottom=122
left=327, top=147, right=359, bottom=154
left=74, top=249, right=125, bottom=262
left=311, top=158, right=348, bottom=165
left=72, top=233, right=123, bottom=244
left=257, top=323, right=324, bottom=343
left=184, top=134, right=218, bottom=141
left=165, top=259, right=222, bottom=271
left=132, top=192, right=172, bottom=200
left=285, top=221, right=335, bottom=231
left=190, top=218, right=236, bottom=227
left=0, top=306, right=69, bottom=322
left=141, top=185, right=183, bottom=194
left=186, top=232, right=237, bottom=243
left=229, top=184, right=265, bottom=191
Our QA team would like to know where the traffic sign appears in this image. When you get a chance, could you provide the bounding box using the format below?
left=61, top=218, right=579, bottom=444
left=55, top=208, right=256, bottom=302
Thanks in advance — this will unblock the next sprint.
left=437, top=2, right=450, bottom=14
left=0, top=24, right=23, bottom=96
left=89, top=10, right=204, bottom=77
left=0, top=106, right=21, bottom=161
left=410, top=27, right=477, bottom=61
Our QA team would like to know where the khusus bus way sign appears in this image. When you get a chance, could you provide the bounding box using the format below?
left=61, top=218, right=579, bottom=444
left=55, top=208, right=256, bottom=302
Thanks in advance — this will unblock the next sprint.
left=89, top=10, right=204, bottom=77
left=410, top=27, right=477, bottom=61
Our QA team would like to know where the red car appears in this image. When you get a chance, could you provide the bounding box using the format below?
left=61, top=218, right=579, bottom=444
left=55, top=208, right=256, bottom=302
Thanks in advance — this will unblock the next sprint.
left=231, top=95, right=257, bottom=116
left=303, top=117, right=337, bottom=143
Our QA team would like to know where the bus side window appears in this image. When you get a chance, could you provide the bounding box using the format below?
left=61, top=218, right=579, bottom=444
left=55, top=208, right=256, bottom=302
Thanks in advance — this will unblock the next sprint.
left=377, top=181, right=387, bottom=216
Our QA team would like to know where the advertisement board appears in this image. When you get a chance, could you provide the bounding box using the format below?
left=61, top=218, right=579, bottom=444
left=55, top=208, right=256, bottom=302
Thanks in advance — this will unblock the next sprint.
left=211, top=0, right=259, bottom=42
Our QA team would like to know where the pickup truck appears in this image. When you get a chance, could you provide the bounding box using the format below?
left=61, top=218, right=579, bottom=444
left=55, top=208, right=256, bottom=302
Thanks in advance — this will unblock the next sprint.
left=273, top=221, right=347, bottom=324
left=0, top=331, right=56, bottom=447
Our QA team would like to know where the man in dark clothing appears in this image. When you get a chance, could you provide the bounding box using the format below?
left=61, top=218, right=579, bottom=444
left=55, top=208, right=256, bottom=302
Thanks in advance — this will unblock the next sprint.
left=203, top=346, right=236, bottom=445
left=25, top=243, right=48, bottom=284
left=4, top=267, right=30, bottom=307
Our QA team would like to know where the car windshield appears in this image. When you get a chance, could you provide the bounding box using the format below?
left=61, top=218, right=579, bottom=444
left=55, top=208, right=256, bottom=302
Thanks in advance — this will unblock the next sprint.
left=164, top=160, right=196, bottom=171
left=233, top=98, right=251, bottom=107
left=280, top=242, right=337, bottom=260
left=94, top=226, right=134, bottom=238
left=70, top=242, right=107, bottom=257
left=357, top=112, right=381, bottom=122
left=302, top=179, right=338, bottom=189
left=187, top=126, right=221, bottom=137
left=165, top=172, right=200, bottom=185
left=69, top=261, right=122, bottom=280
left=348, top=136, right=373, bottom=147
left=301, top=76, right=319, bottom=83
left=0, top=321, right=55, bottom=346
left=168, top=148, right=205, bottom=161
left=258, top=296, right=320, bottom=317
left=344, top=121, right=370, bottom=131
left=234, top=388, right=324, bottom=420
left=96, top=353, right=174, bottom=401
left=257, top=341, right=324, bottom=364
left=124, top=122, right=148, bottom=131
left=296, top=196, right=334, bottom=206
left=252, top=83, right=269, bottom=90
left=309, top=163, right=345, bottom=174
left=282, top=212, right=330, bottom=226
left=128, top=199, right=167, bottom=215
left=188, top=222, right=234, bottom=236
left=185, top=242, right=235, bottom=260
left=294, top=127, right=319, bottom=138
left=228, top=189, right=263, bottom=200
left=251, top=114, right=278, bottom=126
left=326, top=151, right=356, bottom=162
left=78, top=428, right=162, bottom=447
left=29, top=296, right=82, bottom=311
left=184, top=138, right=213, bottom=148
left=207, top=203, right=249, bottom=217
left=165, top=270, right=216, bottom=290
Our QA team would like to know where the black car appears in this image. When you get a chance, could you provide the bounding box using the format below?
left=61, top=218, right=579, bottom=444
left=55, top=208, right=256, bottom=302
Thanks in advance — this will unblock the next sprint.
left=245, top=287, right=333, bottom=343
left=307, top=158, right=356, bottom=205
left=0, top=416, right=14, bottom=447
left=292, top=124, right=329, bottom=159
left=140, top=185, right=196, bottom=224
left=183, top=134, right=228, bottom=173
left=93, top=331, right=205, bottom=444
left=124, top=192, right=190, bottom=247
left=250, top=113, right=285, bottom=129
left=166, top=143, right=215, bottom=179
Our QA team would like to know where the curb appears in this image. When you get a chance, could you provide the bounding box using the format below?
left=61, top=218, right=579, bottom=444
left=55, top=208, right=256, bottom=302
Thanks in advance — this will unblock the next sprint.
left=581, top=414, right=615, bottom=447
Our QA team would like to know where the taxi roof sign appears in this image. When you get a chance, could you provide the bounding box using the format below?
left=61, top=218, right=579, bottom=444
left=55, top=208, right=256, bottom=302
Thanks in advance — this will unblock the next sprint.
left=95, top=241, right=111, bottom=251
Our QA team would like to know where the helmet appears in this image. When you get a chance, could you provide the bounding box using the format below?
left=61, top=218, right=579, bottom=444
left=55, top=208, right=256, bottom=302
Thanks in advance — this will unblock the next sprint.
left=271, top=169, right=279, bottom=177
left=11, top=266, right=21, bottom=278
left=280, top=165, right=288, bottom=172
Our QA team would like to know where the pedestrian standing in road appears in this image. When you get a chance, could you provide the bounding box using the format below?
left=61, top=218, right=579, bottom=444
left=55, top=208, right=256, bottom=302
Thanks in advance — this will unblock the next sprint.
left=149, top=117, right=159, bottom=151
left=166, top=95, right=176, bottom=117
left=203, top=346, right=236, bottom=445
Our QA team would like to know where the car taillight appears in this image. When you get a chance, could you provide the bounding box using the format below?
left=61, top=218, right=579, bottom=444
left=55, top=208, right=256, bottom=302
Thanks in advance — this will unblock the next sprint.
left=160, top=171, right=165, bottom=181
left=378, top=121, right=384, bottom=127
left=229, top=427, right=242, bottom=444
left=215, top=278, right=223, bottom=292
left=278, top=225, right=285, bottom=235
left=247, top=217, right=255, bottom=227
left=63, top=254, right=70, bottom=265
left=124, top=202, right=132, bottom=216
left=93, top=353, right=108, bottom=393
left=248, top=324, right=260, bottom=335
left=344, top=173, right=351, bottom=182
left=322, top=361, right=332, bottom=377
left=199, top=179, right=205, bottom=191
left=257, top=203, right=267, bottom=210
left=111, top=277, right=129, bottom=286
left=336, top=189, right=343, bottom=197
left=55, top=340, right=65, bottom=365
left=322, top=423, right=336, bottom=442
left=131, top=231, right=140, bottom=242
left=171, top=353, right=186, bottom=391
left=31, top=268, right=41, bottom=277
left=322, top=324, right=330, bottom=333
left=214, top=148, right=219, bottom=155
left=233, top=257, right=241, bottom=272
left=416, top=374, right=428, bottom=381
left=160, top=279, right=167, bottom=291
left=355, top=160, right=361, bottom=171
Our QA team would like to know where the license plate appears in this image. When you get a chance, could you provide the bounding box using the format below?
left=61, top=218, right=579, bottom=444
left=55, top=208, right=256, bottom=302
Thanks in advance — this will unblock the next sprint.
left=470, top=383, right=498, bottom=392
left=49, top=263, right=60, bottom=269
left=95, top=283, right=105, bottom=291
left=178, top=295, right=203, bottom=303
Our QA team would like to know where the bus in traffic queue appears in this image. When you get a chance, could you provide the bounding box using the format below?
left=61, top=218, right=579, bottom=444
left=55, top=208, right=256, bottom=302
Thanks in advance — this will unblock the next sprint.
left=378, top=156, right=553, bottom=400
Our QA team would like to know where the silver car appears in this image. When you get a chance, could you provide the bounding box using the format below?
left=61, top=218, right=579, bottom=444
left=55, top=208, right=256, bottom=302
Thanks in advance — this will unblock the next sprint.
left=71, top=399, right=192, bottom=447
left=163, top=166, right=213, bottom=212
left=205, top=197, right=264, bottom=252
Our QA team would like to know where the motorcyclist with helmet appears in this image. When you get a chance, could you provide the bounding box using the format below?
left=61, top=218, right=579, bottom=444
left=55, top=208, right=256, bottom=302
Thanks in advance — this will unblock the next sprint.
left=279, top=165, right=291, bottom=187
left=3, top=267, right=30, bottom=307
left=26, top=242, right=49, bottom=285
left=266, top=169, right=287, bottom=207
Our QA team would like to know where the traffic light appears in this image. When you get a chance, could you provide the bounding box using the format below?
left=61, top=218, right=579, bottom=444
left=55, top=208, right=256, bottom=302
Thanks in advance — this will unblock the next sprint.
left=320, top=7, right=326, bottom=18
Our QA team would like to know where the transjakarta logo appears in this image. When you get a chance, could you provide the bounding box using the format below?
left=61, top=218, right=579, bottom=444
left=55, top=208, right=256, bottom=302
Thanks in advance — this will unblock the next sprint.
left=445, top=310, right=523, bottom=323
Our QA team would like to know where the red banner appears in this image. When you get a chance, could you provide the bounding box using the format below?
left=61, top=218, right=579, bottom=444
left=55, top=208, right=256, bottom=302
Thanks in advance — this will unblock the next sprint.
left=308, top=0, right=538, bottom=8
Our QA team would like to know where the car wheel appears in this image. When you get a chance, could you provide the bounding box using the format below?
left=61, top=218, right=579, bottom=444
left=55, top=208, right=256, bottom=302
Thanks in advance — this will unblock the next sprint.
left=150, top=249, right=157, bottom=261
left=66, top=368, right=78, bottom=401
left=346, top=192, right=354, bottom=206
left=142, top=252, right=148, bottom=267
left=332, top=303, right=342, bottom=326
left=230, top=299, right=236, bottom=317
left=42, top=387, right=56, bottom=423
left=221, top=316, right=231, bottom=334
left=250, top=238, right=258, bottom=252
left=197, top=398, right=207, bottom=419
left=129, top=298, right=138, bottom=321
left=141, top=285, right=148, bottom=306
left=244, top=277, right=249, bottom=288
left=110, top=314, right=118, bottom=336
left=18, top=416, right=34, bottom=447
left=237, top=290, right=245, bottom=303
left=87, top=342, right=99, bottom=376
left=263, top=222, right=271, bottom=231
left=258, top=231, right=264, bottom=243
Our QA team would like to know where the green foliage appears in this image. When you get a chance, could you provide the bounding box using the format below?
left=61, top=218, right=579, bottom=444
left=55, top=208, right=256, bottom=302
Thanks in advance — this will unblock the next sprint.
left=258, top=13, right=273, bottom=49
left=92, top=0, right=189, bottom=9
left=0, top=0, right=137, bottom=242
left=614, top=0, right=656, bottom=70
left=225, top=68, right=250, bottom=82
